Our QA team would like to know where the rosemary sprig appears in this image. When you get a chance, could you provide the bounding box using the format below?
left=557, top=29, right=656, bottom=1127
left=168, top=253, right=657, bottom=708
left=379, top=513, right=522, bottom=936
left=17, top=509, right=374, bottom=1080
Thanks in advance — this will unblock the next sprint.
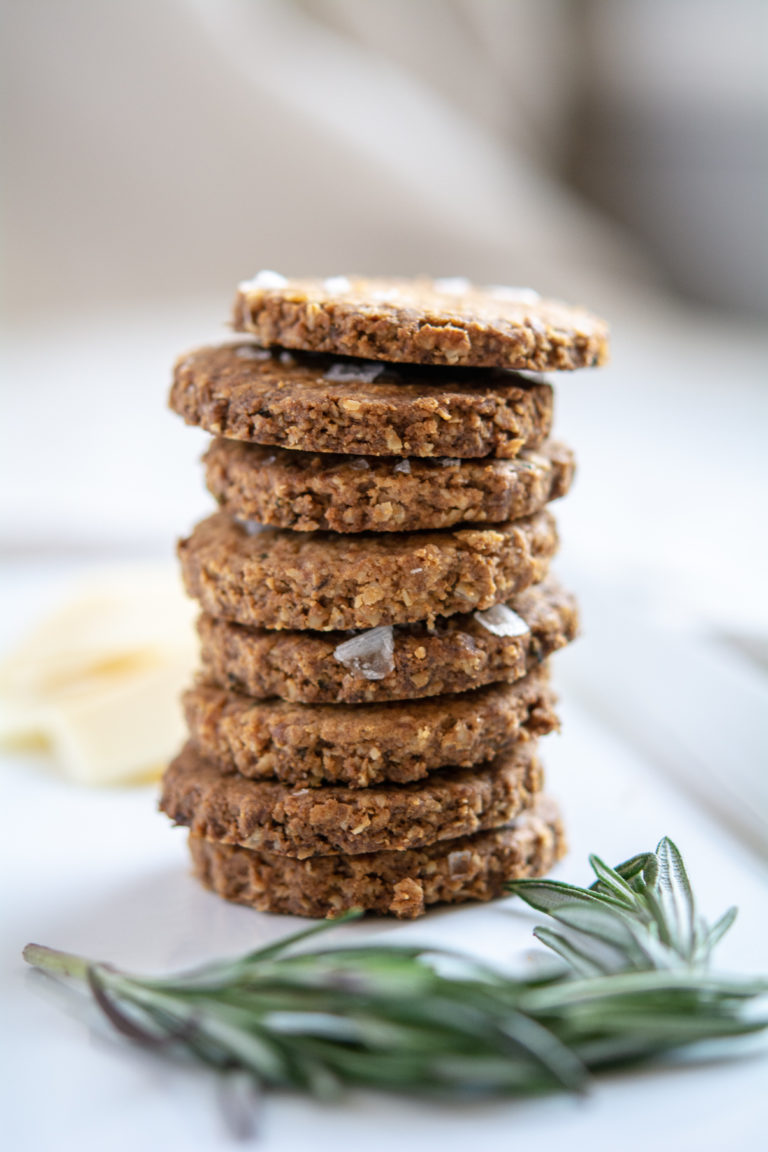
left=24, top=838, right=768, bottom=1108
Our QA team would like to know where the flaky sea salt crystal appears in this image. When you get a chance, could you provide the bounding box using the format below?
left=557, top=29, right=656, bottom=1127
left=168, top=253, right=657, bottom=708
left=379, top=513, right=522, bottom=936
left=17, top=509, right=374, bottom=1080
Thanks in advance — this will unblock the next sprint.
left=239, top=520, right=264, bottom=537
left=434, top=277, right=471, bottom=295
left=393, top=458, right=411, bottom=474
left=370, top=287, right=402, bottom=302
left=333, top=625, right=394, bottom=680
left=323, top=276, right=351, bottom=294
left=487, top=285, right=541, bottom=305
left=324, top=361, right=385, bottom=384
left=348, top=458, right=370, bottom=471
left=441, top=458, right=460, bottom=468
left=235, top=346, right=271, bottom=361
left=239, top=269, right=288, bottom=292
left=448, top=850, right=473, bottom=876
left=515, top=369, right=547, bottom=384
left=473, top=603, right=530, bottom=638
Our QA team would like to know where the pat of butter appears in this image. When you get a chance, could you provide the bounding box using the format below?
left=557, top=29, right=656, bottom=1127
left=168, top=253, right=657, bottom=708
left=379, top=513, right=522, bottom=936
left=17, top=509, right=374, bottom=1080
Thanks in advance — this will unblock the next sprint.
left=0, top=568, right=197, bottom=785
left=0, top=569, right=196, bottom=693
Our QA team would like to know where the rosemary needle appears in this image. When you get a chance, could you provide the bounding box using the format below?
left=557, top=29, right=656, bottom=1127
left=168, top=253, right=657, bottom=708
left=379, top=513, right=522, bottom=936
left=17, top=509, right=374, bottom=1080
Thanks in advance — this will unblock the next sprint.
left=24, top=838, right=768, bottom=1104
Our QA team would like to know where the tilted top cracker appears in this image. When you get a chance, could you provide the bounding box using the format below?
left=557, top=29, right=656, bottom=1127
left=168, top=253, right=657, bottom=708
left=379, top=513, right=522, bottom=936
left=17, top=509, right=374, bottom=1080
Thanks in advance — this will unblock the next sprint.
left=233, top=272, right=609, bottom=371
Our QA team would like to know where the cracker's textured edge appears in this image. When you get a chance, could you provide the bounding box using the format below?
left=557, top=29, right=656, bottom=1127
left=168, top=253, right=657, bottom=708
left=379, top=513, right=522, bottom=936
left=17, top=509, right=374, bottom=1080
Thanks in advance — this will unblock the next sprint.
left=182, top=669, right=557, bottom=787
left=233, top=278, right=609, bottom=371
left=188, top=796, right=566, bottom=918
left=170, top=343, right=554, bottom=459
left=203, top=439, right=575, bottom=533
left=161, top=740, right=543, bottom=858
left=178, top=510, right=558, bottom=631
left=197, top=577, right=579, bottom=703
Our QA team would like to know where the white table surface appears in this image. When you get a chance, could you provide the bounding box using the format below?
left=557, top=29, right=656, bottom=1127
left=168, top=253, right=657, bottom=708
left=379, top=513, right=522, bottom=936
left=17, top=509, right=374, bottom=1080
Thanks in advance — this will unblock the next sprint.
left=1, top=563, right=767, bottom=1152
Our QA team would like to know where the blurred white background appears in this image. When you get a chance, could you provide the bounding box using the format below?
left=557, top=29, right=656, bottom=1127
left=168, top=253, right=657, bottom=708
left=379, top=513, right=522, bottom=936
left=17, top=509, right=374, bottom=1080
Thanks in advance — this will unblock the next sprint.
left=4, top=0, right=767, bottom=318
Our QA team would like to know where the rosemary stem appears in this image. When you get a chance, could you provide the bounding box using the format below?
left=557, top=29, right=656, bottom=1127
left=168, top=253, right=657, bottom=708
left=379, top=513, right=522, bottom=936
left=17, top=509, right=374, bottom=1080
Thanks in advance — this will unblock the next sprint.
left=23, top=943, right=91, bottom=982
left=19, top=838, right=768, bottom=1107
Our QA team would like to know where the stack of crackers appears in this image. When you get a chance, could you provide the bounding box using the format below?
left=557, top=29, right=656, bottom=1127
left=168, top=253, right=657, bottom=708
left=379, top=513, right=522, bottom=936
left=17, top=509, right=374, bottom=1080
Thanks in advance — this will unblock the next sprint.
left=161, top=274, right=609, bottom=918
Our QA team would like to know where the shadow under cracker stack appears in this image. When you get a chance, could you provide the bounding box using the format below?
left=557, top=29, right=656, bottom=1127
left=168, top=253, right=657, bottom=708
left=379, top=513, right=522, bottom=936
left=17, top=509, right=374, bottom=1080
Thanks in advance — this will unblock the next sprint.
left=164, top=272, right=609, bottom=917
